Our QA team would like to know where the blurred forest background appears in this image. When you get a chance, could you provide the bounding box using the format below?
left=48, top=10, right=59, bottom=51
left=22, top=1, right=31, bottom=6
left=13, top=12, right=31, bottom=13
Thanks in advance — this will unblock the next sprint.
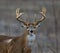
left=0, top=0, right=60, bottom=53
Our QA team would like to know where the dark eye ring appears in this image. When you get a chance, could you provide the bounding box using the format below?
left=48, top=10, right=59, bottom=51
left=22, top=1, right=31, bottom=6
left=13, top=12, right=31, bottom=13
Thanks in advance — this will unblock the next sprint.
left=34, top=26, right=36, bottom=28
left=27, top=26, right=29, bottom=28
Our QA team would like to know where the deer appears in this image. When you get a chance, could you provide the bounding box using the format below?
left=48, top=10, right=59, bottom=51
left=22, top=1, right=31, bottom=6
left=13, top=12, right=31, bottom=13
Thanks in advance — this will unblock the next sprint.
left=0, top=7, right=46, bottom=53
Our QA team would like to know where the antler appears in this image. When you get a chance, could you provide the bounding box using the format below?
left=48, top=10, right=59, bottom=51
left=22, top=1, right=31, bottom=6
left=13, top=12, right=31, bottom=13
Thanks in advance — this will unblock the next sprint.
left=16, top=8, right=28, bottom=26
left=33, top=7, right=46, bottom=27
left=16, top=7, right=46, bottom=28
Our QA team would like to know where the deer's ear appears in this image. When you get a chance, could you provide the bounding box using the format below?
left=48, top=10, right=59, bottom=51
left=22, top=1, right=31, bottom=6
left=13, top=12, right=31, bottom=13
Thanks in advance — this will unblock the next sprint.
left=35, top=23, right=41, bottom=28
left=21, top=24, right=26, bottom=28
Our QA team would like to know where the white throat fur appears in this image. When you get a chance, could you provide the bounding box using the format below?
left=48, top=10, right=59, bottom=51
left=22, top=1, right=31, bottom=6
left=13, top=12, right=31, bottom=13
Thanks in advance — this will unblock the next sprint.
left=27, top=33, right=36, bottom=47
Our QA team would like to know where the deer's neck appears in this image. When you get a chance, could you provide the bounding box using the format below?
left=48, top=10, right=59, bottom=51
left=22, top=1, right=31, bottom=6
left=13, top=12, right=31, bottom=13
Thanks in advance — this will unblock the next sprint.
left=26, top=33, right=36, bottom=48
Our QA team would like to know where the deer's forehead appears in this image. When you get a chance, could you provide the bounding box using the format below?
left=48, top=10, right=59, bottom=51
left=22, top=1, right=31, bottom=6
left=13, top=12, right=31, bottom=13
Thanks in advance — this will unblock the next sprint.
left=27, top=25, right=35, bottom=28
left=27, top=27, right=35, bottom=31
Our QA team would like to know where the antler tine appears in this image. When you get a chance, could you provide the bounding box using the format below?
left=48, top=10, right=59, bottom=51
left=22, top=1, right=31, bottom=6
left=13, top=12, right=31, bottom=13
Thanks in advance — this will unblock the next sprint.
left=16, top=8, right=27, bottom=26
left=40, top=7, right=46, bottom=21
left=33, top=7, right=46, bottom=26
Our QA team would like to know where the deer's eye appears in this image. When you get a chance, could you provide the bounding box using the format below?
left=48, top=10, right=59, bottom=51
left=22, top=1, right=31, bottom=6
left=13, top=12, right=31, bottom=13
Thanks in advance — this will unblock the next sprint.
left=34, top=26, right=36, bottom=28
left=27, top=26, right=29, bottom=29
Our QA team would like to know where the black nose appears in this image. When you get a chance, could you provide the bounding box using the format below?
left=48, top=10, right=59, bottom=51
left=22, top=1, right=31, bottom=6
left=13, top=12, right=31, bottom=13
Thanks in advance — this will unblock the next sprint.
left=30, top=30, right=33, bottom=33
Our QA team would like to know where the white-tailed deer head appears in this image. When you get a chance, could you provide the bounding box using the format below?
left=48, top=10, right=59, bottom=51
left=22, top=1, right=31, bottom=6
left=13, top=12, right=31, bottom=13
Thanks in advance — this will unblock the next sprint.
left=16, top=7, right=46, bottom=34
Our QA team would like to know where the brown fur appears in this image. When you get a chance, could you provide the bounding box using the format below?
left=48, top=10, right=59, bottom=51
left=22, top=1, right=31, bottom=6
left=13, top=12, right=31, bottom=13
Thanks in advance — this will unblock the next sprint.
left=8, top=31, right=31, bottom=53
left=0, top=31, right=31, bottom=53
